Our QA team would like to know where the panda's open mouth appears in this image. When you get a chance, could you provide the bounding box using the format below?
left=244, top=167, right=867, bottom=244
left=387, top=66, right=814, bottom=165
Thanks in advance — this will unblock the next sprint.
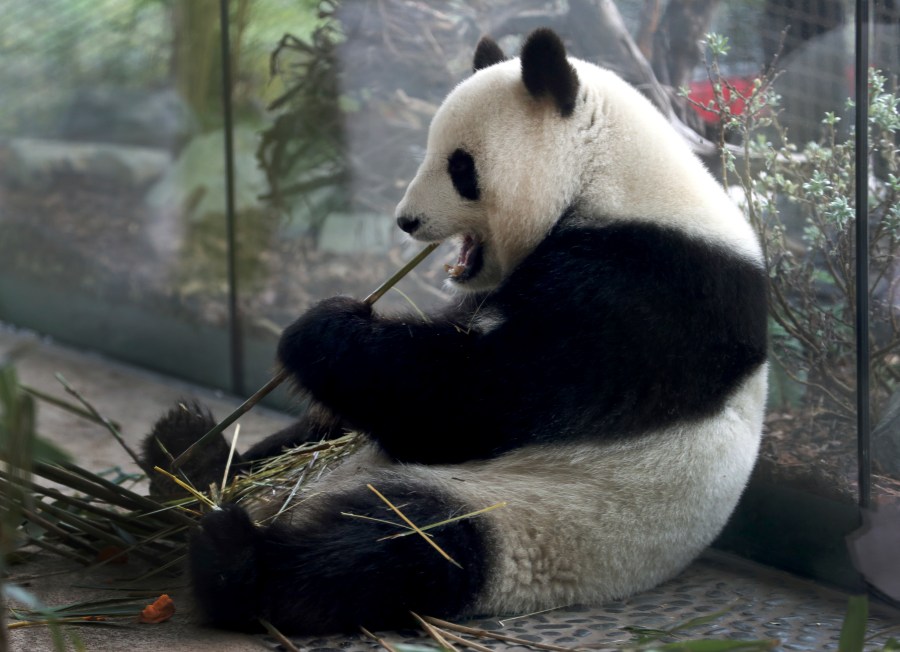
left=444, top=234, right=484, bottom=282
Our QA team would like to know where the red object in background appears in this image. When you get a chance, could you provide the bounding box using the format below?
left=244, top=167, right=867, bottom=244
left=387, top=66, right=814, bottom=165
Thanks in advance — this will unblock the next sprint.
left=688, top=76, right=758, bottom=124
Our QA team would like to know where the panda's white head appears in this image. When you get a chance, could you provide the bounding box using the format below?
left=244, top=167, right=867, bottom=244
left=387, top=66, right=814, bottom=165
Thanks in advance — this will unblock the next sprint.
left=395, top=29, right=759, bottom=292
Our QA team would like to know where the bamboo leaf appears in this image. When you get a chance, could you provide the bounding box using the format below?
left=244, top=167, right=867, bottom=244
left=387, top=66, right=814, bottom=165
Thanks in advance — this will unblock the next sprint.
left=668, top=607, right=734, bottom=634
left=2, top=583, right=46, bottom=610
left=838, top=595, right=869, bottom=652
left=646, top=639, right=778, bottom=651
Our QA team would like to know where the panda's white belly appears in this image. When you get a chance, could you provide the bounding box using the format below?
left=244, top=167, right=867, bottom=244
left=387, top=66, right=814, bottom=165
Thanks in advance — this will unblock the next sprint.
left=458, top=364, right=767, bottom=613
left=266, top=364, right=767, bottom=616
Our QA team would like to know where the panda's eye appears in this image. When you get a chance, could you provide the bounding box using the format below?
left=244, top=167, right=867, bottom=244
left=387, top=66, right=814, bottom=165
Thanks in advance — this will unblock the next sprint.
left=447, top=148, right=479, bottom=201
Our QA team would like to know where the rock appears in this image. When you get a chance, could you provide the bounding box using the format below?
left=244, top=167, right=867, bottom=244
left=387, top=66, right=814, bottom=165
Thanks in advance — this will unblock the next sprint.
left=57, top=87, right=196, bottom=150
left=5, top=138, right=171, bottom=191
left=316, top=212, right=398, bottom=254
left=771, top=23, right=900, bottom=145
left=144, top=126, right=268, bottom=222
left=847, top=504, right=900, bottom=601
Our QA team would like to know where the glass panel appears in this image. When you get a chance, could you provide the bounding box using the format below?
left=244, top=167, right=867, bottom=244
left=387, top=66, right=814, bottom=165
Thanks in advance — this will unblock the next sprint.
left=236, top=1, right=474, bottom=406
left=231, top=0, right=871, bottom=583
left=238, top=1, right=871, bottom=516
left=713, top=2, right=860, bottom=505
left=0, top=1, right=232, bottom=389
left=869, top=0, right=900, bottom=507
left=0, top=0, right=875, bottom=582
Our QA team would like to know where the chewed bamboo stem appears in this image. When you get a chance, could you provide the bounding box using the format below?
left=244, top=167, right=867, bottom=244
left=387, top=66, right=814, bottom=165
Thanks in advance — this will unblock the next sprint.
left=172, top=242, right=439, bottom=470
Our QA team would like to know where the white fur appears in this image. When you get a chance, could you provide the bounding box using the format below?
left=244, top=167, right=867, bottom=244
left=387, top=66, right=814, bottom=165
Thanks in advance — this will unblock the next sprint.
left=396, top=57, right=764, bottom=292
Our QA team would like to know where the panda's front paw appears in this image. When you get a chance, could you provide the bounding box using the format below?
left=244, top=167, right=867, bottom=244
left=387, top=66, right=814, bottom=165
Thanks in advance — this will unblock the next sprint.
left=189, top=504, right=262, bottom=631
left=277, top=296, right=373, bottom=387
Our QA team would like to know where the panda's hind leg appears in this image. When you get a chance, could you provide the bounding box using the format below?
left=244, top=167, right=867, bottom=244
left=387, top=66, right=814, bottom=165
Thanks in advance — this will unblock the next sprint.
left=142, top=401, right=348, bottom=500
left=142, top=401, right=235, bottom=500
left=188, top=479, right=491, bottom=634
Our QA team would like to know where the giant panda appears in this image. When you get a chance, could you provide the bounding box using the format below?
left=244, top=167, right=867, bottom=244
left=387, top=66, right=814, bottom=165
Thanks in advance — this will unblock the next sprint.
left=143, top=28, right=768, bottom=635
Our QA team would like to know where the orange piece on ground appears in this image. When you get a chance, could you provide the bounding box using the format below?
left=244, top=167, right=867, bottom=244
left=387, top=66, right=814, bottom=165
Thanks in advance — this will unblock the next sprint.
left=139, top=594, right=175, bottom=624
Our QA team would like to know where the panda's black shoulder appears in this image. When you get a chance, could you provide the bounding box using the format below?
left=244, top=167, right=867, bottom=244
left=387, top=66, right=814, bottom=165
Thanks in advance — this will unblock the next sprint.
left=486, top=207, right=768, bottom=435
left=501, top=207, right=767, bottom=321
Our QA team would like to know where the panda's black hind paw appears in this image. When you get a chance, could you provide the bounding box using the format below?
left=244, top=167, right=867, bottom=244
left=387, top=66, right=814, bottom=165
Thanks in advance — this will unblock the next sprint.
left=189, top=504, right=263, bottom=631
left=141, top=401, right=236, bottom=500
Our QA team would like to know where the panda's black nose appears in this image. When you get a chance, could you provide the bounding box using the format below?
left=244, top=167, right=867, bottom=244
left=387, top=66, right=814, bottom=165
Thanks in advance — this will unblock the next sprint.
left=397, top=215, right=421, bottom=234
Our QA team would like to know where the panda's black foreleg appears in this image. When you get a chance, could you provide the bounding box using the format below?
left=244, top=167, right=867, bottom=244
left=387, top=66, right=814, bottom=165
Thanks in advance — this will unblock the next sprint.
left=187, top=481, right=491, bottom=634
left=240, top=402, right=348, bottom=462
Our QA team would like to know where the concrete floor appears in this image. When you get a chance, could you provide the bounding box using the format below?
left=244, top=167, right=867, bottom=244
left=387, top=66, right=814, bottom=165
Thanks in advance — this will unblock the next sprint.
left=2, top=325, right=898, bottom=652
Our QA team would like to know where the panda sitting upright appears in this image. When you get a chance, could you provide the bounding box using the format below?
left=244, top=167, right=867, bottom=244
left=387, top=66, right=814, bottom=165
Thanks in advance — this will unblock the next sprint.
left=144, top=28, right=768, bottom=634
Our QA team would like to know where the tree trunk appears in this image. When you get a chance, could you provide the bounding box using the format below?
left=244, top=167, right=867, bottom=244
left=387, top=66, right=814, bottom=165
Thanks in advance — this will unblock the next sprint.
left=171, top=0, right=222, bottom=126
left=651, top=0, right=720, bottom=90
left=636, top=0, right=663, bottom=60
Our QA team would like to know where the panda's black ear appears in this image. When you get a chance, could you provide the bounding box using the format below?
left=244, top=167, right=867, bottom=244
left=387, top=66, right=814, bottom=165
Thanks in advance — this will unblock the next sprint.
left=520, top=28, right=579, bottom=118
left=473, top=36, right=506, bottom=72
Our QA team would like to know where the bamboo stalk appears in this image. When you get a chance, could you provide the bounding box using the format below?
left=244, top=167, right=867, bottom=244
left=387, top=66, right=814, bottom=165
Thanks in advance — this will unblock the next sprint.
left=54, top=373, right=147, bottom=474
left=172, top=242, right=439, bottom=469
left=25, top=535, right=94, bottom=566
left=423, top=616, right=583, bottom=652
left=0, top=494, right=96, bottom=556
left=20, top=384, right=121, bottom=431
left=27, top=498, right=162, bottom=565
left=26, top=461, right=193, bottom=527
left=411, top=612, right=461, bottom=652
left=0, top=470, right=159, bottom=533
left=360, top=626, right=400, bottom=652
left=367, top=483, right=462, bottom=569
left=259, top=618, right=301, bottom=652
left=422, top=622, right=495, bottom=652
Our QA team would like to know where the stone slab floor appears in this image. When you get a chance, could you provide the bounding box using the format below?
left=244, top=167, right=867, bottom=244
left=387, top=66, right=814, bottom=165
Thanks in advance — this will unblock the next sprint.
left=2, top=325, right=897, bottom=652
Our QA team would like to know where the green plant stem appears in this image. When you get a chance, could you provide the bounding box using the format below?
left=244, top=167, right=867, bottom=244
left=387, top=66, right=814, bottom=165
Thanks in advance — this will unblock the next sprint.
left=20, top=385, right=121, bottom=431
left=6, top=458, right=193, bottom=527
left=0, top=493, right=96, bottom=557
left=172, top=241, right=440, bottom=470
left=54, top=374, right=147, bottom=474
left=25, top=535, right=95, bottom=566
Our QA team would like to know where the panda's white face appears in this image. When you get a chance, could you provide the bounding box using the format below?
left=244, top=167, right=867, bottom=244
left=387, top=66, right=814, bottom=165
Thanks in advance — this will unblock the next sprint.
left=395, top=58, right=586, bottom=292
left=395, top=31, right=764, bottom=292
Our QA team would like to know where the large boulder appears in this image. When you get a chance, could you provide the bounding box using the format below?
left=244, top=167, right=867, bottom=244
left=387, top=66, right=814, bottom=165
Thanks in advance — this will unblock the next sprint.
left=5, top=138, right=171, bottom=191
left=57, top=87, right=196, bottom=150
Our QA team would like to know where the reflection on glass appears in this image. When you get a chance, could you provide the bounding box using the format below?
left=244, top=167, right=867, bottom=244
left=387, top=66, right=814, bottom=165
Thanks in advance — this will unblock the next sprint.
left=870, top=0, right=900, bottom=506
left=0, top=1, right=233, bottom=387
left=1, top=1, right=894, bottom=504
left=244, top=1, right=883, bottom=501
left=703, top=2, right=898, bottom=506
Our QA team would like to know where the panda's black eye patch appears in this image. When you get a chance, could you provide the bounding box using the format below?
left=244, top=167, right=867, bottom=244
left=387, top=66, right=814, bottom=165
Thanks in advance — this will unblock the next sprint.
left=447, top=149, right=479, bottom=201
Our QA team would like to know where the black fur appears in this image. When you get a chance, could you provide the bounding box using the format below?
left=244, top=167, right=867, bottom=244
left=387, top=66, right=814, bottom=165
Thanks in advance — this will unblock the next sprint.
left=241, top=403, right=347, bottom=461
left=142, top=401, right=238, bottom=500
left=473, top=36, right=506, bottom=72
left=278, top=208, right=768, bottom=465
left=447, top=148, right=479, bottom=200
left=520, top=28, right=579, bottom=117
left=189, top=480, right=490, bottom=633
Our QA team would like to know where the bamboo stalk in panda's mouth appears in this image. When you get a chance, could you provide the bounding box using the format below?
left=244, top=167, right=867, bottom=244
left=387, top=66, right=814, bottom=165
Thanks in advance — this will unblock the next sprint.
left=172, top=242, right=440, bottom=470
